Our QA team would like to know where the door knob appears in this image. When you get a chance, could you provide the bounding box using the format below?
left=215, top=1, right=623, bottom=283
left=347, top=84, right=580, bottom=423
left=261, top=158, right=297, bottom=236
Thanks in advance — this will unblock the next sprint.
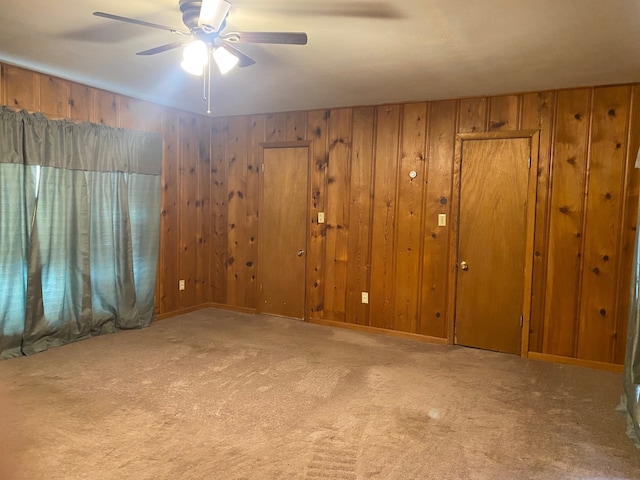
left=460, top=261, right=469, bottom=271
left=297, top=250, right=305, bottom=257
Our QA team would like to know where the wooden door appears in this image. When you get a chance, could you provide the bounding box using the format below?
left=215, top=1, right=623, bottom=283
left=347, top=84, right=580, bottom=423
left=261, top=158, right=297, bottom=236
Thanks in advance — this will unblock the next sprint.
left=259, top=146, right=309, bottom=319
left=454, top=136, right=532, bottom=354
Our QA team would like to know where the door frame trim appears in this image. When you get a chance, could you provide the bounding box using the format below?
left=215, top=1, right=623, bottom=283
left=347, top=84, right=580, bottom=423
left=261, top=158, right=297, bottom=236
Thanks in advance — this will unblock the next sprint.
left=447, top=130, right=540, bottom=357
left=257, top=141, right=311, bottom=319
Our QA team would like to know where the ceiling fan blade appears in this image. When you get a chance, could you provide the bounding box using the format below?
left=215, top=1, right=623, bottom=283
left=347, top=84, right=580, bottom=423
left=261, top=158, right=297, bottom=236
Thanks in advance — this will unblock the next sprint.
left=222, top=31, right=308, bottom=45
left=137, top=41, right=187, bottom=56
left=198, top=0, right=230, bottom=33
left=220, top=45, right=256, bottom=68
left=93, top=12, right=189, bottom=35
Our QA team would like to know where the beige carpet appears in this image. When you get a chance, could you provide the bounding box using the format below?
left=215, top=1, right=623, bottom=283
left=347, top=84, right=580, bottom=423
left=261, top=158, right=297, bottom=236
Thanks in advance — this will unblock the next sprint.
left=0, top=308, right=638, bottom=479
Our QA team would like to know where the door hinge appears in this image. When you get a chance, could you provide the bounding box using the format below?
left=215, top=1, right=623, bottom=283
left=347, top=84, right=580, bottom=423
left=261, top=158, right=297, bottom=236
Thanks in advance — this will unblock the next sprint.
left=520, top=315, right=524, bottom=327
left=528, top=157, right=531, bottom=169
left=261, top=163, right=265, bottom=172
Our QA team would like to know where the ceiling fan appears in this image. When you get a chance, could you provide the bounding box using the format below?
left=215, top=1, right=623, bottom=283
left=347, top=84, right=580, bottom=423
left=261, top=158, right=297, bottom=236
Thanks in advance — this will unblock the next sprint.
left=94, top=0, right=307, bottom=111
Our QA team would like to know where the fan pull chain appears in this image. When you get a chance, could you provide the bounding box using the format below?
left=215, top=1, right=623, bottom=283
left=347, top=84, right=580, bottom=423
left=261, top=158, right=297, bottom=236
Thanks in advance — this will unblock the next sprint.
left=202, top=62, right=207, bottom=104
left=207, top=49, right=212, bottom=114
left=200, top=48, right=213, bottom=115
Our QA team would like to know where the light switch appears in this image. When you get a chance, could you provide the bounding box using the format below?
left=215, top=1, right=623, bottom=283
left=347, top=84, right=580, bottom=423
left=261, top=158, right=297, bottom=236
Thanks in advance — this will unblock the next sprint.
left=318, top=212, right=325, bottom=224
left=438, top=214, right=447, bottom=227
left=179, top=279, right=186, bottom=291
left=361, top=292, right=369, bottom=304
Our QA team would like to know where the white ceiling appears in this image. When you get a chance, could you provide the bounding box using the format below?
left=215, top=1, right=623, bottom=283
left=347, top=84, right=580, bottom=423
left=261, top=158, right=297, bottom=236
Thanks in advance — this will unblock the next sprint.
left=1, top=0, right=639, bottom=117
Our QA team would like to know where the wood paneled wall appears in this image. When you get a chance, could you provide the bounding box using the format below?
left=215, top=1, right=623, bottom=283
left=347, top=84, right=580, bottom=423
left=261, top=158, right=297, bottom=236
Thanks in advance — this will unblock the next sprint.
left=210, top=85, right=640, bottom=367
left=3, top=62, right=639, bottom=368
left=0, top=63, right=211, bottom=318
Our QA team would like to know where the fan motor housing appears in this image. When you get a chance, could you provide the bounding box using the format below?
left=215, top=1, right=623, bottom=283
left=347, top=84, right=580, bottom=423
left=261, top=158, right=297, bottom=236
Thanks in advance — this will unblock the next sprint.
left=179, top=0, right=203, bottom=30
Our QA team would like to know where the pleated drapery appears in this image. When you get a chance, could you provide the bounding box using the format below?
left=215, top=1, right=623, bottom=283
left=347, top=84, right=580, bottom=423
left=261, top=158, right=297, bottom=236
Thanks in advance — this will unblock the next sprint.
left=0, top=106, right=162, bottom=359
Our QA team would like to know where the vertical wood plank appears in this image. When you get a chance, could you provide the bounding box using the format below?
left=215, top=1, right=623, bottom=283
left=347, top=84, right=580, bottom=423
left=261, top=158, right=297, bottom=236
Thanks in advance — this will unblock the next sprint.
left=68, top=83, right=93, bottom=123
left=245, top=115, right=264, bottom=308
left=39, top=75, right=70, bottom=119
left=158, top=111, right=180, bottom=314
left=615, top=85, right=640, bottom=364
left=521, top=91, right=556, bottom=353
left=324, top=108, right=352, bottom=322
left=370, top=104, right=401, bottom=329
left=119, top=96, right=149, bottom=131
left=420, top=100, right=457, bottom=338
left=345, top=107, right=375, bottom=325
left=488, top=95, right=520, bottom=131
left=458, top=97, right=487, bottom=133
left=210, top=118, right=228, bottom=304
left=178, top=114, right=200, bottom=309
left=3, top=65, right=39, bottom=112
left=306, top=110, right=329, bottom=318
left=577, top=86, right=630, bottom=362
left=543, top=88, right=591, bottom=357
left=93, top=89, right=118, bottom=127
left=144, top=102, right=164, bottom=134
left=225, top=116, right=250, bottom=307
left=285, top=111, right=307, bottom=141
left=394, top=102, right=428, bottom=333
left=196, top=116, right=212, bottom=305
left=265, top=112, right=287, bottom=142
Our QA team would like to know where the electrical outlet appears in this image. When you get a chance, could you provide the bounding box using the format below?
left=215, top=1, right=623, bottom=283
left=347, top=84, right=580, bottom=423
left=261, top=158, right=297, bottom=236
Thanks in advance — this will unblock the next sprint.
left=361, top=292, right=369, bottom=304
left=179, top=279, right=186, bottom=291
left=318, top=212, right=325, bottom=224
left=438, top=214, right=447, bottom=227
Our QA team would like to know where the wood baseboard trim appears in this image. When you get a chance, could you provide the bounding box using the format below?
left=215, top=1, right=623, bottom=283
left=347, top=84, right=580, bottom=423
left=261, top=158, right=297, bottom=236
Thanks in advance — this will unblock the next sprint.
left=154, top=304, right=210, bottom=321
left=155, top=303, right=257, bottom=321
left=527, top=352, right=624, bottom=373
left=156, top=308, right=622, bottom=373
left=309, top=318, right=448, bottom=345
left=208, top=303, right=257, bottom=315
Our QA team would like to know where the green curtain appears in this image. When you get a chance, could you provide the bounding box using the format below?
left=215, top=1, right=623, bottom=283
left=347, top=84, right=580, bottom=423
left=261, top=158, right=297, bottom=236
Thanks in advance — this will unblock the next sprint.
left=0, top=109, right=34, bottom=358
left=0, top=106, right=162, bottom=359
left=623, top=187, right=640, bottom=448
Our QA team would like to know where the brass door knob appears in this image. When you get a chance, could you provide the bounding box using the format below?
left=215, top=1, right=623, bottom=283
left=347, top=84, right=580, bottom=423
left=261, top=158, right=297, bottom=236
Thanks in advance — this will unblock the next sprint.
left=460, top=261, right=469, bottom=271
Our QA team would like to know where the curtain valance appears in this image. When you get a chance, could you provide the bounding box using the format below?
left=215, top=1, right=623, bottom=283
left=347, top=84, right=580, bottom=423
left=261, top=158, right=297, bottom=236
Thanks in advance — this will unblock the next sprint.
left=0, top=106, right=161, bottom=175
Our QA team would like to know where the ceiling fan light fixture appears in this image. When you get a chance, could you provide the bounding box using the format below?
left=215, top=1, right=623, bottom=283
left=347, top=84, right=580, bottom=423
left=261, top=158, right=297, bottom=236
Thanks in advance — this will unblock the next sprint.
left=199, top=0, right=231, bottom=33
left=180, top=59, right=204, bottom=76
left=212, top=46, right=240, bottom=74
left=181, top=40, right=209, bottom=75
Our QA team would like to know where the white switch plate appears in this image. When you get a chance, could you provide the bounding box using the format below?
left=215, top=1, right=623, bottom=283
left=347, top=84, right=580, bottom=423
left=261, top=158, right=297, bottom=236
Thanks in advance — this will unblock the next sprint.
left=318, top=212, right=325, bottom=224
left=179, top=279, right=186, bottom=291
left=438, top=214, right=447, bottom=227
left=361, top=292, right=369, bottom=304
